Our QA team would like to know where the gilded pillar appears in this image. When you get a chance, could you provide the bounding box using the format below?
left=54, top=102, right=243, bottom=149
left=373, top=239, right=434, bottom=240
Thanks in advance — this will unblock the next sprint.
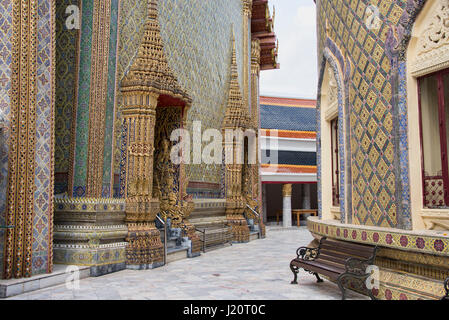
left=121, top=92, right=163, bottom=269
left=245, top=38, right=265, bottom=236
left=2, top=0, right=56, bottom=280
left=119, top=0, right=192, bottom=267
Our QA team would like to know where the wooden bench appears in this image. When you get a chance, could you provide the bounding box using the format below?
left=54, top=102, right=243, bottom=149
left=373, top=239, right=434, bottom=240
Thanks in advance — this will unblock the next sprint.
left=442, top=277, right=449, bottom=300
left=290, top=237, right=378, bottom=300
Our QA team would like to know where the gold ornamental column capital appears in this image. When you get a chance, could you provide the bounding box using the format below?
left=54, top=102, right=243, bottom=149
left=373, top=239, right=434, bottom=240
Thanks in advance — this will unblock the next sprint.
left=282, top=184, right=293, bottom=197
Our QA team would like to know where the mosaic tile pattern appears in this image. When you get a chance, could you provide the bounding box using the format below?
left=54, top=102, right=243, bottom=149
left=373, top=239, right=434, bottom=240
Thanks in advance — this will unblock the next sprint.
left=54, top=0, right=78, bottom=179
left=101, top=0, right=120, bottom=198
left=32, top=0, right=55, bottom=276
left=114, top=0, right=245, bottom=190
left=112, top=0, right=147, bottom=179
left=317, top=0, right=427, bottom=229
left=70, top=0, right=120, bottom=197
left=159, top=0, right=244, bottom=186
left=0, top=0, right=13, bottom=280
left=72, top=0, right=94, bottom=195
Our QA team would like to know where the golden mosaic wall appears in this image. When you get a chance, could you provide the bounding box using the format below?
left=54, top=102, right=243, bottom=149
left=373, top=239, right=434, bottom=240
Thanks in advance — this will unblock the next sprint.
left=114, top=0, right=245, bottom=192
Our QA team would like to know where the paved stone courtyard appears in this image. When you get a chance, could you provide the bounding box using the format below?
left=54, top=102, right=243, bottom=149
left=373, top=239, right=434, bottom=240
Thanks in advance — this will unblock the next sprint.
left=8, top=227, right=367, bottom=300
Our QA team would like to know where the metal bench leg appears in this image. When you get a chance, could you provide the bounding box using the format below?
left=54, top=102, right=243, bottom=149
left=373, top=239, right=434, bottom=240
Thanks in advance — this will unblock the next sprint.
left=367, top=289, right=377, bottom=300
left=314, top=273, right=323, bottom=283
left=290, top=263, right=299, bottom=284
left=337, top=276, right=347, bottom=300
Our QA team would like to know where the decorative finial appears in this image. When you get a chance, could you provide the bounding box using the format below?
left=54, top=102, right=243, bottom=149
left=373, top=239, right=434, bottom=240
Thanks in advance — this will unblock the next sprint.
left=148, top=0, right=158, bottom=19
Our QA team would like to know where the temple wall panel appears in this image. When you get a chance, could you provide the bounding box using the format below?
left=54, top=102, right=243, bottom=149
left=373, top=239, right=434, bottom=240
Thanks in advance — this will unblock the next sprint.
left=112, top=0, right=147, bottom=199
left=1, top=0, right=55, bottom=279
left=32, top=0, right=56, bottom=276
left=67, top=0, right=119, bottom=198
left=316, top=0, right=428, bottom=229
left=71, top=0, right=94, bottom=196
left=102, top=0, right=120, bottom=198
left=54, top=0, right=79, bottom=194
left=114, top=0, right=245, bottom=198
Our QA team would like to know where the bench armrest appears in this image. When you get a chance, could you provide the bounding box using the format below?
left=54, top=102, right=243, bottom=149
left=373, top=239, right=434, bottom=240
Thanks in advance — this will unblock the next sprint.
left=344, top=245, right=378, bottom=275
left=344, top=257, right=370, bottom=275
left=295, top=237, right=326, bottom=261
left=296, top=246, right=319, bottom=261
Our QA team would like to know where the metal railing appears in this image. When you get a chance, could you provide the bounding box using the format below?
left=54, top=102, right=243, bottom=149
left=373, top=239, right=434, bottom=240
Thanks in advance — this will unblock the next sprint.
left=246, top=204, right=262, bottom=240
left=155, top=214, right=167, bottom=266
left=195, top=228, right=206, bottom=253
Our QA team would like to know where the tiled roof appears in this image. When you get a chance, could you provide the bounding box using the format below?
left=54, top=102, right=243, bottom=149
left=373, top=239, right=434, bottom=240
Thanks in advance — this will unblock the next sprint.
left=262, top=150, right=317, bottom=166
left=261, top=104, right=317, bottom=132
left=260, top=96, right=317, bottom=132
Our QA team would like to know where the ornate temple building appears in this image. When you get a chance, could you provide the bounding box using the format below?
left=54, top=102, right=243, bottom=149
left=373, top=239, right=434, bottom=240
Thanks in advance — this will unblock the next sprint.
left=0, top=0, right=278, bottom=282
left=313, top=0, right=449, bottom=299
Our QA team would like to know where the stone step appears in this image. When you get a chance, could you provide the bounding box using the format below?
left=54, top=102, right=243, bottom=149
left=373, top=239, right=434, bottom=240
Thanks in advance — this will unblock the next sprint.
left=249, top=231, right=260, bottom=241
left=167, top=246, right=188, bottom=263
left=202, top=242, right=232, bottom=253
left=0, top=264, right=90, bottom=298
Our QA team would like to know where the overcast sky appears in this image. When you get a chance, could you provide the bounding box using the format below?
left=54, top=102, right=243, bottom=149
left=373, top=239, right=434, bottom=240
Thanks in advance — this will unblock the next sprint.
left=259, top=0, right=317, bottom=99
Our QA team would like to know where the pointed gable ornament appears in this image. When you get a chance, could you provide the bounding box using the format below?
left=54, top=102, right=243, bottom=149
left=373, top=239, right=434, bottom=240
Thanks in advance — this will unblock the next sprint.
left=223, top=31, right=250, bottom=130
left=121, top=0, right=191, bottom=107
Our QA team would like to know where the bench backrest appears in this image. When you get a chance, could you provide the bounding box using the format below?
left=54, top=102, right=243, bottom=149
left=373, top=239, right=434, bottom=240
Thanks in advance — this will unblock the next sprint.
left=317, top=238, right=377, bottom=270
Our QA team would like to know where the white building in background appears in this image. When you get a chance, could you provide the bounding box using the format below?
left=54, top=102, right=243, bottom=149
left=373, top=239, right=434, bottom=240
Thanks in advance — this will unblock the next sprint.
left=259, top=96, right=318, bottom=227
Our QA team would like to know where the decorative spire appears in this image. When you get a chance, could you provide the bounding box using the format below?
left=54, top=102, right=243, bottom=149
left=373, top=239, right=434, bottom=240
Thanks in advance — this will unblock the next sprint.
left=121, top=0, right=191, bottom=105
left=223, top=31, right=249, bottom=129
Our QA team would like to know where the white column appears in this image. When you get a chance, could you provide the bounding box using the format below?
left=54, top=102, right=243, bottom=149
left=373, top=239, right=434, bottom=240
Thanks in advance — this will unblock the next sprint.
left=301, top=184, right=312, bottom=226
left=303, top=184, right=311, bottom=209
left=282, top=184, right=292, bottom=228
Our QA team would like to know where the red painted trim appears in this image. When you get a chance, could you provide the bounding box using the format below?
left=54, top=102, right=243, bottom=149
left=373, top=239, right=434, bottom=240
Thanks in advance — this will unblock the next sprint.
left=437, top=73, right=449, bottom=205
left=418, top=68, right=449, bottom=207
left=157, top=94, right=186, bottom=108
left=262, top=181, right=317, bottom=185
left=331, top=118, right=340, bottom=206
left=418, top=77, right=426, bottom=207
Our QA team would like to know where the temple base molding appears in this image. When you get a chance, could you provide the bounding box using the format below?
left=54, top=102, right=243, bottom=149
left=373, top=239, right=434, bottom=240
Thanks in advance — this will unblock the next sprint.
left=125, top=222, right=164, bottom=269
left=53, top=198, right=128, bottom=277
left=307, top=217, right=449, bottom=300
